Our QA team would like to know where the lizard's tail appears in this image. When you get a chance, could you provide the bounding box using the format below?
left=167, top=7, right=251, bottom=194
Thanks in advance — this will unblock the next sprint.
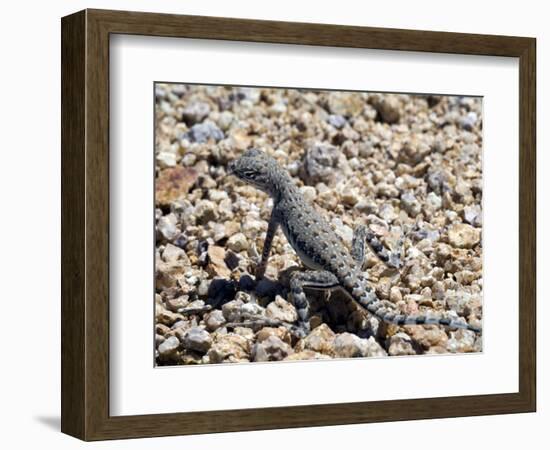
left=363, top=301, right=481, bottom=333
left=345, top=275, right=481, bottom=333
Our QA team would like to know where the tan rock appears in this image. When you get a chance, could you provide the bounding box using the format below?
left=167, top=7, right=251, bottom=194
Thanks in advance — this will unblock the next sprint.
left=387, top=332, right=417, bottom=356
left=252, top=336, right=294, bottom=362
left=446, top=329, right=477, bottom=353
left=332, top=333, right=388, bottom=358
left=333, top=333, right=366, bottom=358
left=389, top=286, right=403, bottom=303
left=284, top=350, right=331, bottom=361
left=224, top=221, right=241, bottom=237
left=162, top=243, right=189, bottom=264
left=204, top=310, right=226, bottom=331
left=370, top=94, right=401, bottom=124
left=195, top=200, right=218, bottom=225
left=234, top=326, right=255, bottom=340
left=328, top=93, right=364, bottom=117
left=448, top=223, right=481, bottom=249
left=266, top=296, right=298, bottom=322
left=363, top=336, right=388, bottom=357
left=165, top=295, right=189, bottom=312
left=155, top=166, right=198, bottom=206
left=207, top=245, right=231, bottom=278
left=406, top=325, right=448, bottom=350
left=155, top=260, right=186, bottom=290
left=256, top=326, right=292, bottom=345
left=295, top=324, right=336, bottom=356
left=227, top=233, right=248, bottom=252
left=155, top=305, right=183, bottom=326
left=221, top=299, right=244, bottom=322
left=207, top=333, right=251, bottom=363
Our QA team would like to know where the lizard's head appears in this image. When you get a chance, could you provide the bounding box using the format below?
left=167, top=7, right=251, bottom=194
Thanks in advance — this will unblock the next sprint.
left=228, top=149, right=281, bottom=196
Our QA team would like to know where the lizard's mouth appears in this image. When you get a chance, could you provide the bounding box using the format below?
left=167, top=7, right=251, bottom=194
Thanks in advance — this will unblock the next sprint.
left=227, top=161, right=236, bottom=175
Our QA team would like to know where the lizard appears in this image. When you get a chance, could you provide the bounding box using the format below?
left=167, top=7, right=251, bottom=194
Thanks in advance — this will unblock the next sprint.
left=228, top=148, right=482, bottom=337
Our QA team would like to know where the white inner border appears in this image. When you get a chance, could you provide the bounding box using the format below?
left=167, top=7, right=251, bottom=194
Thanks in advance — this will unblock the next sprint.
left=110, top=34, right=519, bottom=416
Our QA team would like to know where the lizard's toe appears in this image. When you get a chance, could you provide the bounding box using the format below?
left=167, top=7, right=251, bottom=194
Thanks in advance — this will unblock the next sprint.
left=290, top=322, right=310, bottom=339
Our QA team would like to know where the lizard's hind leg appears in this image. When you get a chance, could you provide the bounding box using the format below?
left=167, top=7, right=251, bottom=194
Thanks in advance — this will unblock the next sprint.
left=289, top=270, right=339, bottom=337
left=351, top=225, right=368, bottom=268
left=352, top=224, right=404, bottom=270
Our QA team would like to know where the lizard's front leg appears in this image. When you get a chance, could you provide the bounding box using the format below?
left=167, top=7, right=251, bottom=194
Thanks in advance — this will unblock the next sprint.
left=255, top=210, right=279, bottom=280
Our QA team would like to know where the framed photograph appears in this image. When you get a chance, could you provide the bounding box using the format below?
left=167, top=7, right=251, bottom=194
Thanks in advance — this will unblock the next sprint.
left=61, top=9, right=536, bottom=441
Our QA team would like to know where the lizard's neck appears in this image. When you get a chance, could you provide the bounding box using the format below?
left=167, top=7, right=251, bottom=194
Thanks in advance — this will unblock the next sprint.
left=269, top=170, right=297, bottom=203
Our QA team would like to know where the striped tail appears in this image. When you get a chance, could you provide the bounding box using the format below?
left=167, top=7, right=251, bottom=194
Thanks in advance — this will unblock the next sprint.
left=345, top=274, right=481, bottom=333
left=363, top=301, right=481, bottom=333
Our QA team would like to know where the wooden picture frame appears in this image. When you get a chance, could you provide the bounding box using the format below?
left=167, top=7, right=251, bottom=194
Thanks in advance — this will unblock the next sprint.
left=61, top=8, right=536, bottom=441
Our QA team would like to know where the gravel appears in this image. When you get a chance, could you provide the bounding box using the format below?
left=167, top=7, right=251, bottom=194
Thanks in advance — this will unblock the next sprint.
left=155, top=84, right=483, bottom=366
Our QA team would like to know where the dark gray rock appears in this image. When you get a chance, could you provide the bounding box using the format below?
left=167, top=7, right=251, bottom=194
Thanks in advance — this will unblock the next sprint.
left=184, top=121, right=224, bottom=143
left=158, top=336, right=180, bottom=358
left=183, top=327, right=212, bottom=353
left=328, top=114, right=347, bottom=129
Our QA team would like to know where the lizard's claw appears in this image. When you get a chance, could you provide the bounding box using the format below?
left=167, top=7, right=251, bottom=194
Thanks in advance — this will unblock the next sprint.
left=387, top=252, right=403, bottom=270
left=249, top=242, right=264, bottom=279
left=255, top=264, right=266, bottom=281
left=290, top=322, right=310, bottom=339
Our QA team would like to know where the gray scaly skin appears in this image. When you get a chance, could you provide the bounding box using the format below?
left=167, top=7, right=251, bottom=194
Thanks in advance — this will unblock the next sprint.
left=229, top=149, right=481, bottom=336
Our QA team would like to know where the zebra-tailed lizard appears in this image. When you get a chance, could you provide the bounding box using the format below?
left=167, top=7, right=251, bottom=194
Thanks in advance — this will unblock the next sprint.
left=229, top=149, right=481, bottom=337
